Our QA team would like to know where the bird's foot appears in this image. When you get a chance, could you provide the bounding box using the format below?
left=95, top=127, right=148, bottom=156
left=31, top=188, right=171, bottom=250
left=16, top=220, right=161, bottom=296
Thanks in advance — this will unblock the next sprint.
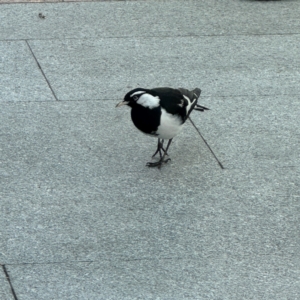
left=148, top=138, right=173, bottom=168
left=146, top=158, right=171, bottom=169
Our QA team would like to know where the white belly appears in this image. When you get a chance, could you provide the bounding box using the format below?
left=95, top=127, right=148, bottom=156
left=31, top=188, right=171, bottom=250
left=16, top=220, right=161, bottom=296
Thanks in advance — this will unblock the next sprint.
left=156, top=108, right=183, bottom=139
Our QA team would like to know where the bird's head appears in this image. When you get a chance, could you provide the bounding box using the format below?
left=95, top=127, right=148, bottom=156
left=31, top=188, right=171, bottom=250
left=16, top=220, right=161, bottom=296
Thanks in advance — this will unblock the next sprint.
left=116, top=88, right=148, bottom=108
left=116, top=88, right=159, bottom=109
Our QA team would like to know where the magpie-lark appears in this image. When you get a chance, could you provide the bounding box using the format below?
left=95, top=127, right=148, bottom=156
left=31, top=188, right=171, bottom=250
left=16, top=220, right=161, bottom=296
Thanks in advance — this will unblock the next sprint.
left=116, top=87, right=208, bottom=168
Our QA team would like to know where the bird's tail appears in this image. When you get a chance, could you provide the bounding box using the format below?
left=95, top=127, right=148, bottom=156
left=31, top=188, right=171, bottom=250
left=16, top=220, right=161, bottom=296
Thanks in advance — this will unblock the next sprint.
left=178, top=87, right=209, bottom=118
left=192, top=88, right=201, bottom=99
left=179, top=88, right=201, bottom=101
left=194, top=104, right=209, bottom=111
left=192, top=88, right=209, bottom=111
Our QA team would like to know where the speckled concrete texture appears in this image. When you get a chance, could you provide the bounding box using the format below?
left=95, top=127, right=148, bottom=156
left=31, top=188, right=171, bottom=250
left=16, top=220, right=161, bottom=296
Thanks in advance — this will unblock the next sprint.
left=0, top=41, right=55, bottom=102
left=26, top=35, right=300, bottom=100
left=1, top=0, right=300, bottom=299
left=0, top=267, right=15, bottom=300
left=7, top=258, right=300, bottom=300
left=1, top=1, right=300, bottom=40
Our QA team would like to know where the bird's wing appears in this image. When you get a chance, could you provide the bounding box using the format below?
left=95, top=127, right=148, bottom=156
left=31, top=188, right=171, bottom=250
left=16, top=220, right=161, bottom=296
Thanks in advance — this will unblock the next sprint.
left=151, top=87, right=205, bottom=122
left=150, top=87, right=185, bottom=115
left=178, top=88, right=201, bottom=102
left=178, top=88, right=203, bottom=119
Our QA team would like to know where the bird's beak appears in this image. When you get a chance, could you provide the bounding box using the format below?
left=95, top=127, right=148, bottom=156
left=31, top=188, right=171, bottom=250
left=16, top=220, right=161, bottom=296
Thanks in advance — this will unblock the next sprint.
left=116, top=100, right=129, bottom=108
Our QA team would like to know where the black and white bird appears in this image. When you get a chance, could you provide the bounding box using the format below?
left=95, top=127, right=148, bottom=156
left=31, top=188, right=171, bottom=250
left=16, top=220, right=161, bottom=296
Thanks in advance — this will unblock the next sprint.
left=116, top=87, right=208, bottom=168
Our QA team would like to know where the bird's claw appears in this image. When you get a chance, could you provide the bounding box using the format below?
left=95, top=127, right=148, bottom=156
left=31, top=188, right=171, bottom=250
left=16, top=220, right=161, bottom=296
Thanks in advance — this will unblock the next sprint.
left=146, top=158, right=171, bottom=168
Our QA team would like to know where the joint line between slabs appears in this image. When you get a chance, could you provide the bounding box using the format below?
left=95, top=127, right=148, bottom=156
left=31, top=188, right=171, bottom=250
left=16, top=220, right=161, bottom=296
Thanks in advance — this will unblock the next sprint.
left=188, top=117, right=224, bottom=169
left=25, top=40, right=59, bottom=101
left=1, top=264, right=18, bottom=300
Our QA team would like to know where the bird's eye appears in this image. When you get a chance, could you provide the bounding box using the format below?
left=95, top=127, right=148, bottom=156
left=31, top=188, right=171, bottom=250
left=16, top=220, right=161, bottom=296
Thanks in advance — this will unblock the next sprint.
left=133, top=96, right=139, bottom=101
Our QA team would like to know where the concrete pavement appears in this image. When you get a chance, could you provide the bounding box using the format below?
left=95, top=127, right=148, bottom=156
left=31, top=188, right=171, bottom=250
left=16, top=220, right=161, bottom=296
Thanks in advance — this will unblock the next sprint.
left=1, top=0, right=300, bottom=299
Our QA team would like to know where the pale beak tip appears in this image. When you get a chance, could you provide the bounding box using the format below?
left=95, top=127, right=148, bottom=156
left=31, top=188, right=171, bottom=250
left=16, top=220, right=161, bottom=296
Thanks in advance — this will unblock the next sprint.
left=116, top=101, right=127, bottom=108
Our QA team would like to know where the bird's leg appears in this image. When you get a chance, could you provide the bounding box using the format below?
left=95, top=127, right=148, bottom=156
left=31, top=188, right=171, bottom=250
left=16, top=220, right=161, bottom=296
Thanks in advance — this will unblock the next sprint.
left=151, top=139, right=167, bottom=158
left=147, top=139, right=172, bottom=168
left=151, top=138, right=162, bottom=158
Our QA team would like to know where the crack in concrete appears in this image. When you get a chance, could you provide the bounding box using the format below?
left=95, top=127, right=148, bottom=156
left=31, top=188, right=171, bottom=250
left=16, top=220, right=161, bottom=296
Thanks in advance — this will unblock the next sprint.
left=25, top=40, right=59, bottom=101
left=1, top=264, right=18, bottom=300
left=188, top=116, right=224, bottom=169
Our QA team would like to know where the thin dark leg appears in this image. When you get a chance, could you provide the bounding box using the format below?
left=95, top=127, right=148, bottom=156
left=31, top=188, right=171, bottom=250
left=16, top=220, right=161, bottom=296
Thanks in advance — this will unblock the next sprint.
left=194, top=104, right=209, bottom=111
left=152, top=139, right=169, bottom=158
left=152, top=139, right=163, bottom=158
left=147, top=139, right=173, bottom=168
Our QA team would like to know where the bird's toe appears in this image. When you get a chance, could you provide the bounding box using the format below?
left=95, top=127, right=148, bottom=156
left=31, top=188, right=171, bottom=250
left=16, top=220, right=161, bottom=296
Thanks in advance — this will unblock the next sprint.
left=146, top=158, right=171, bottom=168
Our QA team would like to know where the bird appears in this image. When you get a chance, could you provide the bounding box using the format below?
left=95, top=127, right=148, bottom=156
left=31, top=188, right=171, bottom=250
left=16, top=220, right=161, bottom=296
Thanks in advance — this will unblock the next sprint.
left=116, top=87, right=209, bottom=168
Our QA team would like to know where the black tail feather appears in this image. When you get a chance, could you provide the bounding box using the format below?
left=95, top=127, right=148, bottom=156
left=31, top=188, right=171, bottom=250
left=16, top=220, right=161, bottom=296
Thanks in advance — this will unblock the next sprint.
left=192, top=88, right=201, bottom=99
left=194, top=104, right=209, bottom=111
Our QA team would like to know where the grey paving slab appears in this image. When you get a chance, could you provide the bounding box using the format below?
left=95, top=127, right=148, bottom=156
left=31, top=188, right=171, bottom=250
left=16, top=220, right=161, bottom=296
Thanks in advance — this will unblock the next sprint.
left=194, top=94, right=300, bottom=171
left=6, top=257, right=300, bottom=300
left=0, top=41, right=55, bottom=102
left=2, top=169, right=299, bottom=264
left=3, top=161, right=299, bottom=249
left=1, top=100, right=299, bottom=267
left=1, top=0, right=300, bottom=298
left=0, top=100, right=215, bottom=263
left=27, top=34, right=300, bottom=100
left=0, top=0, right=300, bottom=40
left=0, top=268, right=14, bottom=300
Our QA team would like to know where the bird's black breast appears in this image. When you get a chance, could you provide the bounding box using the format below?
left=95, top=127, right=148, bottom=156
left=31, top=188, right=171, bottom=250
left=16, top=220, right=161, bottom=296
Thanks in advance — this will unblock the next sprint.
left=131, top=105, right=161, bottom=135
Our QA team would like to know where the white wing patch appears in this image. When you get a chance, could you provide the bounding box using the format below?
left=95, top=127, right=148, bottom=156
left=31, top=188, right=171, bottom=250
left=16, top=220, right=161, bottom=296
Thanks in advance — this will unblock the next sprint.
left=156, top=108, right=183, bottom=139
left=183, top=95, right=196, bottom=115
left=137, top=94, right=160, bottom=109
left=178, top=99, right=184, bottom=107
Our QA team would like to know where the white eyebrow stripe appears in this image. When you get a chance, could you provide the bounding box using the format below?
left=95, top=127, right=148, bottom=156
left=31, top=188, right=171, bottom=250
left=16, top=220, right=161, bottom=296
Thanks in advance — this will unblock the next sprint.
left=130, top=91, right=146, bottom=97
